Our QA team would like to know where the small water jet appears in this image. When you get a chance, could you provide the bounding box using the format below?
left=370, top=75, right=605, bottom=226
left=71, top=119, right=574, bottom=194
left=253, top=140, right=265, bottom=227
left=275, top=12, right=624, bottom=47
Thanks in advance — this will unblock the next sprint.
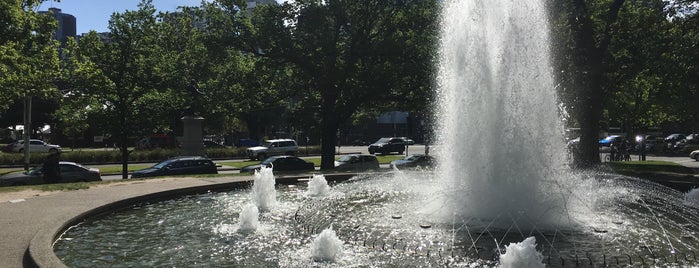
left=307, top=174, right=330, bottom=197
left=237, top=203, right=259, bottom=232
left=686, top=188, right=699, bottom=207
left=252, top=166, right=276, bottom=211
left=498, top=237, right=545, bottom=268
left=310, top=228, right=343, bottom=262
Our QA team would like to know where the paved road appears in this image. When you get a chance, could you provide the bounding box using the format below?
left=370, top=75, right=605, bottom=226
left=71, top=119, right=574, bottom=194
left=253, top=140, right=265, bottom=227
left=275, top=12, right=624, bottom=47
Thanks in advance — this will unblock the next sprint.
left=99, top=145, right=698, bottom=181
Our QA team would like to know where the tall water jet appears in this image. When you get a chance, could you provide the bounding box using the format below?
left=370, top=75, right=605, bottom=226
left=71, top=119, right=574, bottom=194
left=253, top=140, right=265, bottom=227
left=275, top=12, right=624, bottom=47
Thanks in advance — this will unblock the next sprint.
left=435, top=0, right=571, bottom=228
left=252, top=166, right=276, bottom=211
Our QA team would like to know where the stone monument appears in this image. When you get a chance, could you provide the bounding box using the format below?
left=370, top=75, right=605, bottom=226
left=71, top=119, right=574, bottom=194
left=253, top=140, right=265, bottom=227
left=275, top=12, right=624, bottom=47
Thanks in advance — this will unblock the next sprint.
left=181, top=79, right=205, bottom=156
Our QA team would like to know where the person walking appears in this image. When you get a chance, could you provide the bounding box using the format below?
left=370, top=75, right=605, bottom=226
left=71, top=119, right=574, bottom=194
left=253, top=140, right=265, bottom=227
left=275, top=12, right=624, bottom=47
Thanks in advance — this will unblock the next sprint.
left=43, top=150, right=61, bottom=183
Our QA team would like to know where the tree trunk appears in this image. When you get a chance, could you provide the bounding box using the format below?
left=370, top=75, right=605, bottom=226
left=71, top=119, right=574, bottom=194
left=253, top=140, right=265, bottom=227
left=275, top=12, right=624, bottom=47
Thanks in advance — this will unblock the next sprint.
left=319, top=85, right=340, bottom=170
left=570, top=0, right=625, bottom=168
left=119, top=114, right=129, bottom=179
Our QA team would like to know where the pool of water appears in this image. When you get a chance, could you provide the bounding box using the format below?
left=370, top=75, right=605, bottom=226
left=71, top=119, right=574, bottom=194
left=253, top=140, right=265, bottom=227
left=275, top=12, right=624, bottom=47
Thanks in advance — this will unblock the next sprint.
left=54, top=172, right=699, bottom=267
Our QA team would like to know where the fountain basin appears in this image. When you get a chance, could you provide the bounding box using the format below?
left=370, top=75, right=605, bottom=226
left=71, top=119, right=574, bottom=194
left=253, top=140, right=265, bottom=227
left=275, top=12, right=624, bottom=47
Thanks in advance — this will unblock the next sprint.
left=18, top=174, right=354, bottom=267
left=53, top=172, right=699, bottom=267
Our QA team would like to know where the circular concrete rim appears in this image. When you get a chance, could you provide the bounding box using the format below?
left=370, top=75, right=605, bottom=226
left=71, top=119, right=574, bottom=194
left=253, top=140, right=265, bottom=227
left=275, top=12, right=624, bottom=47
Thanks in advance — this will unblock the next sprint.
left=27, top=174, right=356, bottom=267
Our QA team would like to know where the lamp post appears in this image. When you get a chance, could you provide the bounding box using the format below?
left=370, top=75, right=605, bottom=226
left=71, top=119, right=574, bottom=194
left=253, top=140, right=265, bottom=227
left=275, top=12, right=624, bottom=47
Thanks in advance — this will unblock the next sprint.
left=23, top=96, right=32, bottom=170
left=636, top=134, right=646, bottom=161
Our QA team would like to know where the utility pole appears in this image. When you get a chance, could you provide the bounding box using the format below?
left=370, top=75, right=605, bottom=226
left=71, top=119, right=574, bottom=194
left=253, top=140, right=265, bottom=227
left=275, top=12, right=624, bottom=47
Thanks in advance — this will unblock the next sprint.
left=23, top=96, right=32, bottom=170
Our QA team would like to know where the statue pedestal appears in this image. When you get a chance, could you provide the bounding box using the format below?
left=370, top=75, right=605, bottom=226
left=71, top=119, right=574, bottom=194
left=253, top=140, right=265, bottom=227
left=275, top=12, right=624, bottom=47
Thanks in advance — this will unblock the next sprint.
left=181, top=116, right=205, bottom=156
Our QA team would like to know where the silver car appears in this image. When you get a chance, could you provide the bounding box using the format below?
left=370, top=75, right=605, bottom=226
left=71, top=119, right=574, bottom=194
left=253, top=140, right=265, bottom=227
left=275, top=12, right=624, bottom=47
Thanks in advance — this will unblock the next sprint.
left=8, top=139, right=61, bottom=153
left=334, top=154, right=380, bottom=171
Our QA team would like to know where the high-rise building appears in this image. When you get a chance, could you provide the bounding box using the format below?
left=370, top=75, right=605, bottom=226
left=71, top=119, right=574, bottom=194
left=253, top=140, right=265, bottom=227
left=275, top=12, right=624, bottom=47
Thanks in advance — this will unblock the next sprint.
left=246, top=0, right=278, bottom=11
left=39, top=8, right=76, bottom=45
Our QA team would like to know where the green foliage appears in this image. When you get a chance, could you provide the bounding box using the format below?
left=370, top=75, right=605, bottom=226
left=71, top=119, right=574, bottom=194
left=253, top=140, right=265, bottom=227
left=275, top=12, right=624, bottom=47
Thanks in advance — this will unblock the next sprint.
left=0, top=0, right=61, bottom=112
left=244, top=0, right=440, bottom=168
left=550, top=0, right=699, bottom=166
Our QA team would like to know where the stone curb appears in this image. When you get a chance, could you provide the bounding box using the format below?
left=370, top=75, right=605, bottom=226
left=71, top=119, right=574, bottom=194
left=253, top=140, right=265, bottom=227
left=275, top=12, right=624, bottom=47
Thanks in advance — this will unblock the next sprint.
left=18, top=173, right=356, bottom=268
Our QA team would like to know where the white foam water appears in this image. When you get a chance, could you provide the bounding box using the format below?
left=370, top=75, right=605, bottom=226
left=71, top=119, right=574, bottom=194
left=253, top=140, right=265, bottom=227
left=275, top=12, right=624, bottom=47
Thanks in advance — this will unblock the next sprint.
left=307, top=174, right=330, bottom=197
left=435, top=0, right=573, bottom=229
left=498, top=237, right=545, bottom=268
left=237, top=203, right=259, bottom=232
left=310, top=228, right=343, bottom=262
left=252, top=166, right=277, bottom=211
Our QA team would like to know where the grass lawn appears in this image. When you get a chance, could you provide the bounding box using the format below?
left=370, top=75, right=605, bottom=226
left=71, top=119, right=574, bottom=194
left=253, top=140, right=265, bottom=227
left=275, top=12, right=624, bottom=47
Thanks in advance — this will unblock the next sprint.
left=607, top=160, right=694, bottom=174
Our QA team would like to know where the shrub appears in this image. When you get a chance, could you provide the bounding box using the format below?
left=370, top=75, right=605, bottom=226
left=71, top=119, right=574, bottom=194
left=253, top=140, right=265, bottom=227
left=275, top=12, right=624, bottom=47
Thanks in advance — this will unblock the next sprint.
left=0, top=145, right=323, bottom=166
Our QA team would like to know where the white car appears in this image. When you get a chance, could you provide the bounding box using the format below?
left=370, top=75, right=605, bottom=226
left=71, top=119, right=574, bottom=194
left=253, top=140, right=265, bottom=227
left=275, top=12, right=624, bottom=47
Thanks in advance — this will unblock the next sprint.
left=246, top=139, right=299, bottom=160
left=690, top=150, right=699, bottom=161
left=9, top=139, right=61, bottom=153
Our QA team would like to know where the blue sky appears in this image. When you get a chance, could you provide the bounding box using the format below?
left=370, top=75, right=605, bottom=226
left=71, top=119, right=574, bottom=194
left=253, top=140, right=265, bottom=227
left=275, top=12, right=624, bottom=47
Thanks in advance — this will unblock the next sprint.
left=38, top=0, right=283, bottom=34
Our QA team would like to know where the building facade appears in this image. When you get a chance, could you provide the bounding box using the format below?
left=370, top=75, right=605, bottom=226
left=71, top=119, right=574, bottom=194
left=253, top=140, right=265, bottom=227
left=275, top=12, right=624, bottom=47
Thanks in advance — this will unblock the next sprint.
left=39, top=8, right=76, bottom=45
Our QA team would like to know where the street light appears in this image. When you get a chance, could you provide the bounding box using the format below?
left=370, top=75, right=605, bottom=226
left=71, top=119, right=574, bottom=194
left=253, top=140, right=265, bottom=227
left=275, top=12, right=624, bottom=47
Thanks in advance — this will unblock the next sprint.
left=636, top=135, right=646, bottom=161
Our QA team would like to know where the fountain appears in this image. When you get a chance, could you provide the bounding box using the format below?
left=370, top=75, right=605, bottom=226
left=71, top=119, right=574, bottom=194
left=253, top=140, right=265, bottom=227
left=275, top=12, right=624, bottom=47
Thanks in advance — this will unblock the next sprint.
left=498, top=237, right=545, bottom=268
left=252, top=166, right=276, bottom=211
left=54, top=0, right=699, bottom=267
left=307, top=174, right=330, bottom=197
left=237, top=203, right=259, bottom=233
left=310, top=228, right=344, bottom=262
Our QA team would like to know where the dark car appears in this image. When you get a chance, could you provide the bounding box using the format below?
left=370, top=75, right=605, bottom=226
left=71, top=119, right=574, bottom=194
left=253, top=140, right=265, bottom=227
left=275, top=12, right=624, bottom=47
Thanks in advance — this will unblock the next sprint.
left=334, top=154, right=380, bottom=171
left=131, top=156, right=218, bottom=178
left=240, top=155, right=314, bottom=173
left=396, top=137, right=416, bottom=145
left=599, top=135, right=624, bottom=147
left=634, top=135, right=660, bottom=152
left=0, top=161, right=101, bottom=187
left=389, top=154, right=435, bottom=170
left=664, top=134, right=686, bottom=143
left=368, top=137, right=406, bottom=155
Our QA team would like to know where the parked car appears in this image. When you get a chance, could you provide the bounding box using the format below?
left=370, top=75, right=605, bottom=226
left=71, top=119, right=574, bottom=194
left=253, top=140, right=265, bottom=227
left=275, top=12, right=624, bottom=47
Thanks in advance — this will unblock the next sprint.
left=664, top=134, right=686, bottom=143
left=0, top=161, right=100, bottom=187
left=6, top=139, right=61, bottom=153
left=246, top=139, right=299, bottom=160
left=674, top=138, right=699, bottom=153
left=236, top=138, right=261, bottom=148
left=240, top=155, right=314, bottom=173
left=396, top=137, right=416, bottom=145
left=203, top=140, right=226, bottom=148
left=633, top=135, right=661, bottom=152
left=389, top=154, right=435, bottom=169
left=599, top=135, right=624, bottom=147
left=690, top=150, right=699, bottom=161
left=368, top=137, right=406, bottom=155
left=131, top=156, right=218, bottom=178
left=334, top=154, right=380, bottom=171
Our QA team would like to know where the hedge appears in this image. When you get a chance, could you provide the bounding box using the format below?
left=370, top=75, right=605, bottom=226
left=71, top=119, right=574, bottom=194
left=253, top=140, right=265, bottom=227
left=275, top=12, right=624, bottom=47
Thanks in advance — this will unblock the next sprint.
left=0, top=146, right=322, bottom=166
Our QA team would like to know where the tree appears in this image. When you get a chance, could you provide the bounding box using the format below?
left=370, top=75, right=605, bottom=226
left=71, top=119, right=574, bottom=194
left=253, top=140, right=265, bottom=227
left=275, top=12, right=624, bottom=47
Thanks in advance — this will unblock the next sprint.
left=552, top=0, right=699, bottom=166
left=551, top=0, right=626, bottom=167
left=74, top=0, right=160, bottom=178
left=244, top=0, right=439, bottom=169
left=0, top=0, right=60, bottom=115
left=54, top=36, right=107, bottom=148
